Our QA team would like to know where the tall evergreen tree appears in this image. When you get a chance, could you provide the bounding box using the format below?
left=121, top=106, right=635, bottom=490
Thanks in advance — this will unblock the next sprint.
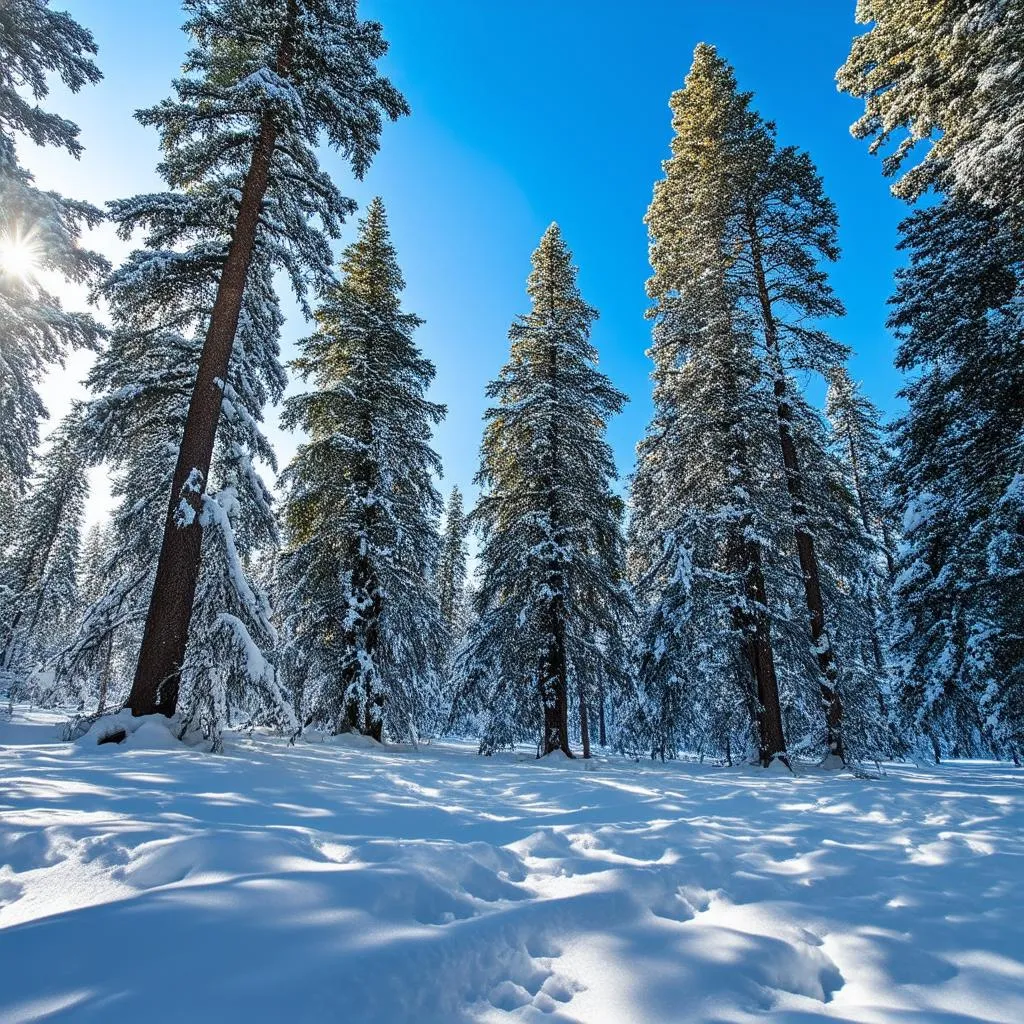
left=0, top=415, right=86, bottom=689
left=0, top=0, right=106, bottom=508
left=842, top=6, right=1024, bottom=760
left=458, top=224, right=629, bottom=758
left=837, top=0, right=1023, bottom=225
left=788, top=391, right=898, bottom=761
left=824, top=367, right=901, bottom=753
left=629, top=47, right=791, bottom=766
left=125, top=0, right=408, bottom=718
left=276, top=198, right=446, bottom=742
left=59, top=251, right=295, bottom=747
left=76, top=520, right=116, bottom=712
left=629, top=45, right=890, bottom=764
left=437, top=485, right=469, bottom=638
left=887, top=198, right=1023, bottom=760
left=736, top=135, right=853, bottom=759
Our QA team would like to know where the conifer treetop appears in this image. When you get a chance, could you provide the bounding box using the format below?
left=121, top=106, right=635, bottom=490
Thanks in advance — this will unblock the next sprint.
left=338, top=195, right=406, bottom=311
left=647, top=44, right=762, bottom=301
left=168, top=0, right=408, bottom=178
left=525, top=223, right=593, bottom=313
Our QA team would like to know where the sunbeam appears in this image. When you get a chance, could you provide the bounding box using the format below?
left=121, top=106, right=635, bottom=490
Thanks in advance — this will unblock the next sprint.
left=0, top=228, right=40, bottom=282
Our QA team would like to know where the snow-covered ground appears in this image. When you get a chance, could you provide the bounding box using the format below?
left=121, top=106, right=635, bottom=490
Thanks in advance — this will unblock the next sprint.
left=1, top=709, right=1022, bottom=1023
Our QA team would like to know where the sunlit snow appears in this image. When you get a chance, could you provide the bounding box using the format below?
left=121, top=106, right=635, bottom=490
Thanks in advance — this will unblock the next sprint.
left=1, top=709, right=1022, bottom=1023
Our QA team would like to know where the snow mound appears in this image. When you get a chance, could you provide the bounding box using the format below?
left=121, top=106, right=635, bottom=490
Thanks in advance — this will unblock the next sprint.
left=76, top=710, right=206, bottom=751
left=538, top=748, right=573, bottom=764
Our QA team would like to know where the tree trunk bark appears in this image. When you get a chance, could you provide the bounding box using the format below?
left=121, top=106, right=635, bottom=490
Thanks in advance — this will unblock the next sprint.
left=126, top=6, right=297, bottom=718
left=740, top=538, right=788, bottom=766
left=598, top=684, right=607, bottom=747
left=747, top=213, right=844, bottom=761
left=540, top=608, right=572, bottom=756
left=727, top=356, right=788, bottom=768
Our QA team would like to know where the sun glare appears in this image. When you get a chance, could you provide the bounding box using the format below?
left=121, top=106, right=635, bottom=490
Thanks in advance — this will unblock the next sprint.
left=0, top=231, right=40, bottom=282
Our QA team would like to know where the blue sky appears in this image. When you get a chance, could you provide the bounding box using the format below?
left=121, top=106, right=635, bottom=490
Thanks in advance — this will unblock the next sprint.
left=28, top=0, right=907, bottom=510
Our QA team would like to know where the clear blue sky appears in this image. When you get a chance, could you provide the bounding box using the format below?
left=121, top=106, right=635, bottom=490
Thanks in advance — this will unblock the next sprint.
left=28, top=0, right=906, bottom=509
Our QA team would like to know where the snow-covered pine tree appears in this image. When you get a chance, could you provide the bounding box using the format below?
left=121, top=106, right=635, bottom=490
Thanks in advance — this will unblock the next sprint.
left=125, top=0, right=408, bottom=719
left=785, top=389, right=897, bottom=762
left=886, top=197, right=1024, bottom=761
left=0, top=0, right=106, bottom=509
left=630, top=44, right=891, bottom=765
left=842, top=6, right=1024, bottom=762
left=0, top=414, right=87, bottom=695
left=276, top=198, right=446, bottom=743
left=58, top=252, right=295, bottom=748
left=627, top=288, right=794, bottom=765
left=437, top=485, right=469, bottom=638
left=458, top=224, right=629, bottom=758
left=436, top=483, right=471, bottom=722
left=75, top=520, right=115, bottom=712
left=734, top=132, right=855, bottom=760
left=825, top=368, right=898, bottom=679
left=826, top=367, right=897, bottom=577
left=629, top=45, right=800, bottom=767
left=823, top=369, right=903, bottom=756
left=837, top=0, right=1023, bottom=226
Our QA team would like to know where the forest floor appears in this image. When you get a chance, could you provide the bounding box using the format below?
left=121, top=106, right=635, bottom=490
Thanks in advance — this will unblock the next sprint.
left=1, top=708, right=1022, bottom=1023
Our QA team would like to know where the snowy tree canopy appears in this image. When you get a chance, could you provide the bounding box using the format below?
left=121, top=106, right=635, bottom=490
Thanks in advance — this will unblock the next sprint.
left=0, top=0, right=106, bottom=508
left=277, top=197, right=446, bottom=743
left=87, top=0, right=408, bottom=726
left=459, top=224, right=630, bottom=758
left=838, top=0, right=1024, bottom=223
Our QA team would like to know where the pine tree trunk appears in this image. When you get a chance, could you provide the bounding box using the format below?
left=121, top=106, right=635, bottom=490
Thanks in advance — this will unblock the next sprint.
left=598, top=685, right=607, bottom=747
left=741, top=538, right=788, bottom=766
left=728, top=366, right=788, bottom=768
left=338, top=525, right=384, bottom=739
left=540, top=605, right=572, bottom=757
left=747, top=216, right=844, bottom=761
left=126, top=5, right=297, bottom=718
left=0, top=608, right=23, bottom=673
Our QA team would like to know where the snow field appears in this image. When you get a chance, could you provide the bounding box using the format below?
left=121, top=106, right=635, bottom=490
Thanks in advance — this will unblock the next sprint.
left=1, top=709, right=1022, bottom=1022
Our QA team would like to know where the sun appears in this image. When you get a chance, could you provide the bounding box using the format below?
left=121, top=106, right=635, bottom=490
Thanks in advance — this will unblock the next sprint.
left=0, top=230, right=40, bottom=282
